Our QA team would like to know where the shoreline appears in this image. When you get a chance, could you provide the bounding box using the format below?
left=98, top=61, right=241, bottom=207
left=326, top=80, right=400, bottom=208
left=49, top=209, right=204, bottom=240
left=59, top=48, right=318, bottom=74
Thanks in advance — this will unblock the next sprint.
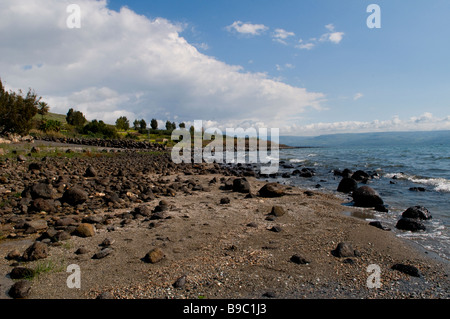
left=0, top=143, right=449, bottom=299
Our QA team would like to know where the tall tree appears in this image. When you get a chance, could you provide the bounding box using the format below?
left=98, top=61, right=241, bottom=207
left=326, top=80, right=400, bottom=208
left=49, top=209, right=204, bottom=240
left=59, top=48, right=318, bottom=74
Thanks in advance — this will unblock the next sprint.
left=66, top=108, right=87, bottom=127
left=115, top=116, right=130, bottom=131
left=0, top=79, right=41, bottom=134
left=139, top=119, right=147, bottom=131
left=151, top=118, right=158, bottom=130
left=133, top=119, right=140, bottom=130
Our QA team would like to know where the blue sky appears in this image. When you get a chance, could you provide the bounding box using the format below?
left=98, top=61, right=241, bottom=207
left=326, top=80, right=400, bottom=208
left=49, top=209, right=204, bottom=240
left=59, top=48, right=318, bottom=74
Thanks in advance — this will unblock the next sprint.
left=1, top=0, right=449, bottom=135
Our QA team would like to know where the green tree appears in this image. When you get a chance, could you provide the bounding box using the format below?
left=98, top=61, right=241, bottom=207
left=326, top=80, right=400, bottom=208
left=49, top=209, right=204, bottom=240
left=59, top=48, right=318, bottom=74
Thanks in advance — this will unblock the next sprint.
left=37, top=101, right=50, bottom=120
left=133, top=119, right=140, bottom=130
left=82, top=119, right=118, bottom=139
left=179, top=122, right=186, bottom=129
left=166, top=120, right=176, bottom=131
left=151, top=118, right=158, bottom=130
left=66, top=108, right=87, bottom=127
left=139, top=119, right=147, bottom=131
left=0, top=79, right=41, bottom=134
left=115, top=116, right=130, bottom=131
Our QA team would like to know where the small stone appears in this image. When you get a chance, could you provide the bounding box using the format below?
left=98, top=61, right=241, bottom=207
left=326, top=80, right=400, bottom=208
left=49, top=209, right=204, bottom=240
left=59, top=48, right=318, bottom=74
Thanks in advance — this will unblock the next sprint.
left=262, top=291, right=276, bottom=298
left=100, top=238, right=115, bottom=247
left=8, top=280, right=32, bottom=299
left=270, top=206, right=285, bottom=217
left=290, top=254, right=310, bottom=265
left=220, top=197, right=230, bottom=205
left=332, top=242, right=359, bottom=258
left=6, top=249, right=21, bottom=260
left=173, top=275, right=187, bottom=289
left=92, top=248, right=113, bottom=260
left=269, top=226, right=282, bottom=233
left=144, top=248, right=165, bottom=263
left=246, top=222, right=258, bottom=228
left=96, top=292, right=114, bottom=299
left=75, top=247, right=89, bottom=255
left=74, top=223, right=95, bottom=237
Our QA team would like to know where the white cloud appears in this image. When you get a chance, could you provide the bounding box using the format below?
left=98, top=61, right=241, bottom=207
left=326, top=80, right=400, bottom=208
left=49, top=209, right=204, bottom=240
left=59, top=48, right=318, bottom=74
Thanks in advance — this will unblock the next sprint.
left=226, top=21, right=268, bottom=36
left=0, top=0, right=324, bottom=130
left=272, top=28, right=295, bottom=44
left=284, top=113, right=450, bottom=136
left=353, top=93, right=364, bottom=101
left=296, top=24, right=344, bottom=50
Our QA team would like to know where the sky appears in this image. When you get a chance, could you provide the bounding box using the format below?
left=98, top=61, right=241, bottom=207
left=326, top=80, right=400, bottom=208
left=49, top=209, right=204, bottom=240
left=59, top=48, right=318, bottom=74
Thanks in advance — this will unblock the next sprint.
left=0, top=0, right=449, bottom=136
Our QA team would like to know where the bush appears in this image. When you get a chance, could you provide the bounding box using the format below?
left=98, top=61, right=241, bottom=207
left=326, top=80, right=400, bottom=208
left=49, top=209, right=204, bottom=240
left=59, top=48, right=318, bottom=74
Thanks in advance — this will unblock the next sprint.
left=82, top=120, right=119, bottom=139
left=39, top=119, right=62, bottom=132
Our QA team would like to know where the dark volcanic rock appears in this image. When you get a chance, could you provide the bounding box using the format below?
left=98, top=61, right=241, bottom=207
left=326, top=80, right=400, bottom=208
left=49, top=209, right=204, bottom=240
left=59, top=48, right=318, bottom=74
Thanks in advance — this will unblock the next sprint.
left=352, top=186, right=384, bottom=208
left=22, top=242, right=49, bottom=261
left=29, top=198, right=56, bottom=213
left=232, top=178, right=250, bottom=193
left=332, top=242, right=360, bottom=258
left=369, top=221, right=391, bottom=231
left=351, top=170, right=370, bottom=181
left=396, top=218, right=426, bottom=232
left=84, top=166, right=97, bottom=177
left=10, top=267, right=35, bottom=280
left=258, top=183, right=286, bottom=198
left=290, top=254, right=310, bottom=265
left=391, top=264, right=422, bottom=277
left=337, top=177, right=358, bottom=193
left=62, top=187, right=88, bottom=206
left=220, top=197, right=231, bottom=205
left=29, top=183, right=58, bottom=200
left=8, top=280, right=32, bottom=299
left=401, top=206, right=432, bottom=220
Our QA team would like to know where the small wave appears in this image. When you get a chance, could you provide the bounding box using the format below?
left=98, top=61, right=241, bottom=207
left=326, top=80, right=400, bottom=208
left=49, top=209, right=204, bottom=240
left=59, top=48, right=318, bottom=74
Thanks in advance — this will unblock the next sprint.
left=384, top=172, right=450, bottom=193
left=289, top=159, right=306, bottom=163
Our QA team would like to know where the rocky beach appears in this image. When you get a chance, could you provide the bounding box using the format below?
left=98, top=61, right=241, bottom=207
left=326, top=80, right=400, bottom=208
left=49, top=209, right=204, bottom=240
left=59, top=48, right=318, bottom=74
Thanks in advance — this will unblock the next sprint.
left=0, top=138, right=448, bottom=300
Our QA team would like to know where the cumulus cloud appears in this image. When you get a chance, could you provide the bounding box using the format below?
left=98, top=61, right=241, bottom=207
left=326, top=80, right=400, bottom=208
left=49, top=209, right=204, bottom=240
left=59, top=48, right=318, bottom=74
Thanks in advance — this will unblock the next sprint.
left=225, top=21, right=269, bottom=36
left=0, top=0, right=324, bottom=130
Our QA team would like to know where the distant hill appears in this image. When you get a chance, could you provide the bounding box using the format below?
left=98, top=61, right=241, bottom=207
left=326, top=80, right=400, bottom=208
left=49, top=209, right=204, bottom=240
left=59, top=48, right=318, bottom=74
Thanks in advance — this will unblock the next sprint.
left=279, top=130, right=450, bottom=147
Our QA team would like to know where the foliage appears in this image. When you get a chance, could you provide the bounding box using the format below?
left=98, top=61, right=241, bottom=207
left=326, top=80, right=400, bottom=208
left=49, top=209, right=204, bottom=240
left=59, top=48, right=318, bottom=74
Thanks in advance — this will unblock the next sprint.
left=66, top=108, right=87, bottom=127
left=82, top=119, right=118, bottom=139
left=39, top=119, right=62, bottom=132
left=0, top=78, right=42, bottom=134
left=151, top=118, right=158, bottom=130
left=115, top=116, right=130, bottom=131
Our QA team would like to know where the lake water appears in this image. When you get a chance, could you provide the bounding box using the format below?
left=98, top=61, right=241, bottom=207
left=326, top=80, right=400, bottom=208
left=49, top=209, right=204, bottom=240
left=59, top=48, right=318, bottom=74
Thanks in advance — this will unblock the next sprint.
left=272, top=144, right=450, bottom=261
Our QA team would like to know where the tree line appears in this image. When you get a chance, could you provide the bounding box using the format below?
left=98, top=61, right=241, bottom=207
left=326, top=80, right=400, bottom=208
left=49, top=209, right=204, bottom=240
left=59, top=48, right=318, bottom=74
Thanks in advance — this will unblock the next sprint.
left=0, top=78, right=189, bottom=140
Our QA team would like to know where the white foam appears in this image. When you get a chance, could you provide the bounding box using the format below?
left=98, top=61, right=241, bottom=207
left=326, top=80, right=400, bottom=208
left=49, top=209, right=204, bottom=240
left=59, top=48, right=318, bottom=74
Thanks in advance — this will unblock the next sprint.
left=384, top=172, right=450, bottom=193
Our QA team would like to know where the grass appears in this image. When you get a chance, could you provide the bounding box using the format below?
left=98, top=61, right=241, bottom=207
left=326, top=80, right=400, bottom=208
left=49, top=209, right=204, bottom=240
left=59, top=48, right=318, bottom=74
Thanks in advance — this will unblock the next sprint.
left=21, top=259, right=67, bottom=281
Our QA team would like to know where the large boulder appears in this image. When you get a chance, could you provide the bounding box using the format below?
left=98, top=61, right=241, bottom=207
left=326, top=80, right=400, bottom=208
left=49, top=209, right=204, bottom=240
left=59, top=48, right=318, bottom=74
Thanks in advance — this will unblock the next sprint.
left=62, top=187, right=88, bottom=206
left=352, top=186, right=384, bottom=207
left=351, top=170, right=370, bottom=182
left=332, top=242, right=360, bottom=258
left=232, top=178, right=250, bottom=193
left=401, top=206, right=432, bottom=220
left=258, top=183, right=286, bottom=198
left=396, top=218, right=426, bottom=232
left=337, top=177, right=358, bottom=193
left=28, top=183, right=58, bottom=200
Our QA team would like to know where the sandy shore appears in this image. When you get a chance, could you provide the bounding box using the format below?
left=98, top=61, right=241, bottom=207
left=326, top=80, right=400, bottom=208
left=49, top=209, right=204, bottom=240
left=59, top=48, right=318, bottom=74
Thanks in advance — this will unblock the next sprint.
left=1, top=170, right=448, bottom=299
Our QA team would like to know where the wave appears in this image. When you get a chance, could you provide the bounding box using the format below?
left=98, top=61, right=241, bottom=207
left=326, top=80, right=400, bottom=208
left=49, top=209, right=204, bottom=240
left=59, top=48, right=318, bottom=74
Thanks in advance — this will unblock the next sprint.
left=384, top=172, right=450, bottom=193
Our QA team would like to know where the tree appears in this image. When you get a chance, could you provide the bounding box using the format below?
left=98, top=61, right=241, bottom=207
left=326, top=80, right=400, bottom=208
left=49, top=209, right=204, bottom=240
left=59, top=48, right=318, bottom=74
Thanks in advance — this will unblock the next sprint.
left=166, top=120, right=176, bottom=131
left=115, top=116, right=130, bottom=131
left=37, top=101, right=50, bottom=120
left=133, top=119, right=140, bottom=130
left=139, top=119, right=147, bottom=131
left=151, top=118, right=158, bottom=130
left=82, top=119, right=118, bottom=139
left=179, top=122, right=186, bottom=129
left=66, top=108, right=87, bottom=127
left=0, top=79, right=41, bottom=135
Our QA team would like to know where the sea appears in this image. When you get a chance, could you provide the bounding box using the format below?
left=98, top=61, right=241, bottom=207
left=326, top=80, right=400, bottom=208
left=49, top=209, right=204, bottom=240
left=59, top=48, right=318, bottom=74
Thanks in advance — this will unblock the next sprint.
left=269, top=143, right=450, bottom=262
